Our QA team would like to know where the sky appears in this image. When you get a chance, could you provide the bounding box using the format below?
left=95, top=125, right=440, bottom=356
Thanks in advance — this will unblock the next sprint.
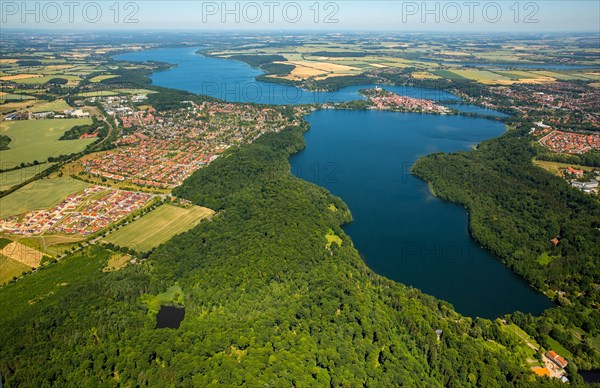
left=1, top=1, right=599, bottom=32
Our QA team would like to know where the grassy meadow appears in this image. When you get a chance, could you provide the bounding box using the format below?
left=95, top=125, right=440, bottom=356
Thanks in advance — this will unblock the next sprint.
left=0, top=163, right=56, bottom=191
left=0, top=177, right=90, bottom=218
left=103, top=204, right=214, bottom=252
left=0, top=118, right=95, bottom=166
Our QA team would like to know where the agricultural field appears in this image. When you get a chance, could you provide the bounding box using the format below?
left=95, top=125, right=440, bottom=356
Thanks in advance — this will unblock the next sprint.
left=103, top=204, right=214, bottom=252
left=432, top=70, right=468, bottom=80
left=473, top=51, right=537, bottom=63
left=0, top=74, right=43, bottom=81
left=1, top=241, right=44, bottom=267
left=436, top=69, right=555, bottom=85
left=0, top=92, right=34, bottom=103
left=10, top=75, right=81, bottom=85
left=545, top=337, right=574, bottom=359
left=76, top=90, right=118, bottom=97
left=0, top=238, right=31, bottom=285
left=529, top=70, right=589, bottom=81
left=76, top=88, right=157, bottom=97
left=412, top=71, right=441, bottom=79
left=0, top=118, right=95, bottom=165
left=0, top=163, right=56, bottom=191
left=0, top=177, right=90, bottom=218
left=29, top=99, right=71, bottom=112
left=0, top=254, right=31, bottom=285
left=447, top=69, right=511, bottom=83
left=17, top=234, right=86, bottom=257
left=89, top=74, right=118, bottom=83
left=0, top=100, right=39, bottom=114
left=113, top=88, right=158, bottom=95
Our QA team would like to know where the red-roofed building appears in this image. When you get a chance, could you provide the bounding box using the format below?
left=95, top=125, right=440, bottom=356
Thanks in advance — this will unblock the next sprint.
left=565, top=167, right=584, bottom=177
left=546, top=351, right=568, bottom=369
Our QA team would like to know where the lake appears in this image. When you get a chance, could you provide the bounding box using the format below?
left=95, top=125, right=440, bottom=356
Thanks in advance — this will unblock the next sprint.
left=115, top=48, right=459, bottom=104
left=116, top=47, right=553, bottom=318
left=580, top=370, right=600, bottom=384
left=290, top=110, right=552, bottom=318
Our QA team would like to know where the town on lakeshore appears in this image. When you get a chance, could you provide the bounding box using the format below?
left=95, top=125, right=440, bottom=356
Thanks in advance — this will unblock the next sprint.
left=0, top=14, right=599, bottom=386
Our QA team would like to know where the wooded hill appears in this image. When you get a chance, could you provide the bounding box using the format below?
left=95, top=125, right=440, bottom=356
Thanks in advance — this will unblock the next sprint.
left=0, top=120, right=551, bottom=386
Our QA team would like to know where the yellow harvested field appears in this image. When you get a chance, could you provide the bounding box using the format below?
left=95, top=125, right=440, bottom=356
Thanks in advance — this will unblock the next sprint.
left=590, top=82, right=600, bottom=88
left=89, top=74, right=119, bottom=83
left=279, top=66, right=324, bottom=80
left=412, top=71, right=441, bottom=79
left=489, top=77, right=555, bottom=85
left=533, top=160, right=594, bottom=177
left=0, top=59, right=18, bottom=64
left=370, top=63, right=389, bottom=68
left=1, top=241, right=44, bottom=267
left=0, top=74, right=43, bottom=81
left=276, top=60, right=361, bottom=80
left=448, top=69, right=554, bottom=85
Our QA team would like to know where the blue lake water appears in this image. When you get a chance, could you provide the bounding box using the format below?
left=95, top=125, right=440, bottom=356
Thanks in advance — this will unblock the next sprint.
left=116, top=48, right=459, bottom=104
left=447, top=104, right=509, bottom=118
left=116, top=47, right=553, bottom=318
left=290, top=110, right=552, bottom=318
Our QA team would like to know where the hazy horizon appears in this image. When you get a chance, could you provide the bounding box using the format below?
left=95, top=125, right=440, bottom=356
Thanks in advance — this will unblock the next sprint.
left=2, top=1, right=598, bottom=32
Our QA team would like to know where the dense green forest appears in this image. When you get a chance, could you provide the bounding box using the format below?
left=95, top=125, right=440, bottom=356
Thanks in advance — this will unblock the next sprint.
left=0, top=121, right=562, bottom=386
left=226, top=54, right=287, bottom=67
left=412, top=129, right=600, bottom=369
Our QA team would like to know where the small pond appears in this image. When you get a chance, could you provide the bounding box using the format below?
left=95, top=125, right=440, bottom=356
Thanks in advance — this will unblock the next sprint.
left=580, top=370, right=600, bottom=384
left=156, top=305, right=185, bottom=329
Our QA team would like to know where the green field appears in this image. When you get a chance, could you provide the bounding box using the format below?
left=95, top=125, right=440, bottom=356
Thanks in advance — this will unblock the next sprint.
left=76, top=90, right=118, bottom=97
left=545, top=337, right=574, bottom=359
left=114, top=88, right=158, bottom=95
left=0, top=177, right=90, bottom=218
left=494, top=71, right=534, bottom=80
left=29, top=99, right=71, bottom=112
left=89, top=74, right=118, bottom=83
left=0, top=163, right=56, bottom=191
left=0, top=118, right=95, bottom=165
left=0, top=93, right=34, bottom=103
left=11, top=75, right=81, bottom=85
left=0, top=255, right=31, bottom=285
left=0, top=100, right=39, bottom=114
left=76, top=88, right=157, bottom=98
left=448, top=69, right=511, bottom=82
left=104, top=204, right=214, bottom=252
left=432, top=70, right=469, bottom=80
